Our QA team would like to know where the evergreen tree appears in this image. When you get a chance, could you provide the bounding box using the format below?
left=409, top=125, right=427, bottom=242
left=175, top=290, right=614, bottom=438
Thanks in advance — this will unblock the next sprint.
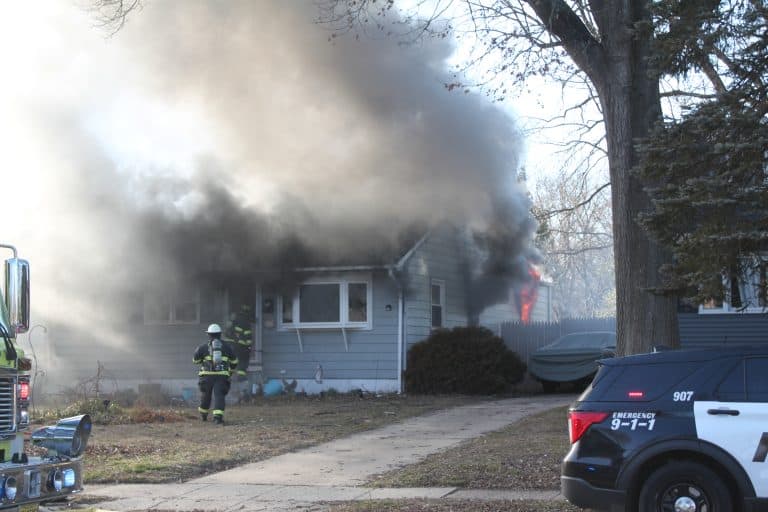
left=637, top=1, right=768, bottom=306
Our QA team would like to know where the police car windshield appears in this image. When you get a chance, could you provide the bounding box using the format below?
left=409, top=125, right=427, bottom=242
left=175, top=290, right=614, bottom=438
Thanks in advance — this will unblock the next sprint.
left=548, top=332, right=615, bottom=350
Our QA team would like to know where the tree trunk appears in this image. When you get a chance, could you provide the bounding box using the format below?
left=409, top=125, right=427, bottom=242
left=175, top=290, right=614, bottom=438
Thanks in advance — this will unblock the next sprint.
left=525, top=1, right=679, bottom=354
left=592, top=2, right=679, bottom=355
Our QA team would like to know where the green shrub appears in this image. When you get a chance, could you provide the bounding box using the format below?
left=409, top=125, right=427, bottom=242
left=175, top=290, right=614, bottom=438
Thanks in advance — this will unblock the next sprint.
left=405, top=326, right=526, bottom=395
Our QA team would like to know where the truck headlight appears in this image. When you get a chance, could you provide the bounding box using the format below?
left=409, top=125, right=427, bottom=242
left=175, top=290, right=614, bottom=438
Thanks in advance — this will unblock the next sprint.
left=4, top=476, right=17, bottom=501
left=62, top=468, right=76, bottom=488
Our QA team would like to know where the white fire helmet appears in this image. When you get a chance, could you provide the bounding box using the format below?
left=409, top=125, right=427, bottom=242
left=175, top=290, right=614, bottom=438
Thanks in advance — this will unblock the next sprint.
left=206, top=323, right=222, bottom=335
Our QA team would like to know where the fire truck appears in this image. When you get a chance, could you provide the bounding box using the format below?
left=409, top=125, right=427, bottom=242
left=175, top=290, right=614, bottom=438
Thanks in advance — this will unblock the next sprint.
left=0, top=244, right=90, bottom=511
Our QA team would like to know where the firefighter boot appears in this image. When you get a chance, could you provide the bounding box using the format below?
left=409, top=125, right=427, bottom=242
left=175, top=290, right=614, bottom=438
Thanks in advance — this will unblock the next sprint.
left=200, top=412, right=208, bottom=422
left=213, top=415, right=224, bottom=425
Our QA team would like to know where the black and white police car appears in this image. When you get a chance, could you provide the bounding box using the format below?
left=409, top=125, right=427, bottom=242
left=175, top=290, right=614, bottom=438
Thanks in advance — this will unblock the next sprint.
left=562, top=345, right=768, bottom=512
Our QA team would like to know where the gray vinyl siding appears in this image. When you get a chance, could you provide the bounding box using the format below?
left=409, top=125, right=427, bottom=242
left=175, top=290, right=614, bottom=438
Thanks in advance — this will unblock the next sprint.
left=679, top=312, right=768, bottom=346
left=46, top=281, right=226, bottom=383
left=260, top=270, right=399, bottom=381
left=402, top=227, right=470, bottom=352
left=478, top=299, right=518, bottom=332
left=531, top=284, right=553, bottom=322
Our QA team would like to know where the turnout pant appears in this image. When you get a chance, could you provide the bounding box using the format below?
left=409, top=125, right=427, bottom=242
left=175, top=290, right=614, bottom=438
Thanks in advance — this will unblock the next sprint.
left=198, top=374, right=231, bottom=418
left=234, top=344, right=251, bottom=379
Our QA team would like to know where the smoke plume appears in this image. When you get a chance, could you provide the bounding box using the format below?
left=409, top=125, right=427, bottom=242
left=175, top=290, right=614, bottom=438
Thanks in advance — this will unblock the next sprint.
left=0, top=1, right=536, bottom=383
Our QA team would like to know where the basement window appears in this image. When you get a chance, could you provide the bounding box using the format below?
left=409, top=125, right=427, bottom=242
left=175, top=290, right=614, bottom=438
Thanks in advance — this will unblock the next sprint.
left=279, top=275, right=372, bottom=329
left=144, top=287, right=200, bottom=325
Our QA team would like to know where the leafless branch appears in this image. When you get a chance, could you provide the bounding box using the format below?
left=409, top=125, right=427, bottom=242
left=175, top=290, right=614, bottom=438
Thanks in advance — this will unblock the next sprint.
left=545, top=244, right=613, bottom=256
left=535, top=181, right=611, bottom=220
left=89, top=0, right=142, bottom=36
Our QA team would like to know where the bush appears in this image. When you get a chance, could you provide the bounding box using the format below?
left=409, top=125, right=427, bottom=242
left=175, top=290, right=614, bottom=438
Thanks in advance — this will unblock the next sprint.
left=135, top=383, right=172, bottom=407
left=405, top=326, right=526, bottom=395
left=35, top=398, right=128, bottom=425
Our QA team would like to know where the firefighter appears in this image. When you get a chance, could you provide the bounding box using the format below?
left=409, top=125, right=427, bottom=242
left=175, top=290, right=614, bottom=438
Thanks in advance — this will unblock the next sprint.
left=193, top=323, right=238, bottom=425
left=231, top=304, right=253, bottom=391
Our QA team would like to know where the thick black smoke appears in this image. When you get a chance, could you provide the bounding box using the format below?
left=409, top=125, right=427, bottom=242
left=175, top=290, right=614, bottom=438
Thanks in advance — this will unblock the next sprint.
left=3, top=1, right=537, bottom=383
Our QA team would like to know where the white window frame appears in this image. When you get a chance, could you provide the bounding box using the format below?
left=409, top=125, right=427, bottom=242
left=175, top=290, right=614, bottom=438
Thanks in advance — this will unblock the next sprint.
left=143, top=288, right=201, bottom=325
left=430, top=279, right=446, bottom=329
left=278, top=274, right=373, bottom=330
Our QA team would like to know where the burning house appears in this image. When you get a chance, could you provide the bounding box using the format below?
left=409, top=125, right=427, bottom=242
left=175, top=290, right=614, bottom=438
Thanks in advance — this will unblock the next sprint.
left=4, top=2, right=551, bottom=396
left=122, top=223, right=551, bottom=395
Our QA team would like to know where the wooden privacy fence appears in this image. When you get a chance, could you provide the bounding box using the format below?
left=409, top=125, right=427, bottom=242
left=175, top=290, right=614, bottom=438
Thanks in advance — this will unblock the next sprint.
left=500, top=317, right=617, bottom=363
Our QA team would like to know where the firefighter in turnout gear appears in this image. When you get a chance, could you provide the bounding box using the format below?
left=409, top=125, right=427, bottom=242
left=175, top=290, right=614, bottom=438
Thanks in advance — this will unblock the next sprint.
left=193, top=323, right=238, bottom=425
left=231, top=304, right=253, bottom=385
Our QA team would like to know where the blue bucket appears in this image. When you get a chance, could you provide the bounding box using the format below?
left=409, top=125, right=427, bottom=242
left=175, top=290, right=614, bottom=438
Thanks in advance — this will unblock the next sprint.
left=182, top=387, right=196, bottom=403
left=263, top=379, right=283, bottom=397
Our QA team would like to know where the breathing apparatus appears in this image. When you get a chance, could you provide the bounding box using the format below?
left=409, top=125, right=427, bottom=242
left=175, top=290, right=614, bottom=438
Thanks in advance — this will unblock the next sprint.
left=206, top=324, right=224, bottom=370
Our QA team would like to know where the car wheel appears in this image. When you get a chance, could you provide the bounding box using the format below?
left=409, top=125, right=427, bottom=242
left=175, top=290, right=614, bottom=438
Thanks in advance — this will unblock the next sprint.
left=541, top=380, right=558, bottom=393
left=638, top=461, right=733, bottom=512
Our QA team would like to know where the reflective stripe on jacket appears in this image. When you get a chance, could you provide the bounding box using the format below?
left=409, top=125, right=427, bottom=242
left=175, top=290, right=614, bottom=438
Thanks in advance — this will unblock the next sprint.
left=193, top=342, right=238, bottom=377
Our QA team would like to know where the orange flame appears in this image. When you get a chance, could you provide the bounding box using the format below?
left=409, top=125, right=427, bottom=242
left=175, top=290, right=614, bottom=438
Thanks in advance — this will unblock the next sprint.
left=519, top=265, right=541, bottom=324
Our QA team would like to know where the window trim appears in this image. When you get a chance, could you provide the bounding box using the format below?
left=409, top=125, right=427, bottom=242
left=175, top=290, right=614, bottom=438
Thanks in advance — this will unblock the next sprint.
left=143, top=288, right=201, bottom=325
left=278, top=274, right=373, bottom=330
left=430, top=279, right=446, bottom=329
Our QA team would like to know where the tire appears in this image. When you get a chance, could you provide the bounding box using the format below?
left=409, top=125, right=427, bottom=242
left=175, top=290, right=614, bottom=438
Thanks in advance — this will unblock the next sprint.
left=638, top=461, right=733, bottom=512
left=541, top=380, right=559, bottom=393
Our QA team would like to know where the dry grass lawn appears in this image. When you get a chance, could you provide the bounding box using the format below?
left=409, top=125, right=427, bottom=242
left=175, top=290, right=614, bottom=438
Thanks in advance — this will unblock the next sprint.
left=366, top=406, right=570, bottom=490
left=78, top=393, right=478, bottom=484
left=328, top=499, right=580, bottom=511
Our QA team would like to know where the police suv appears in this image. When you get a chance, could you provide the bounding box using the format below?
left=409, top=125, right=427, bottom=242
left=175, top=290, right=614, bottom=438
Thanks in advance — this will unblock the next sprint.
left=562, top=345, right=768, bottom=512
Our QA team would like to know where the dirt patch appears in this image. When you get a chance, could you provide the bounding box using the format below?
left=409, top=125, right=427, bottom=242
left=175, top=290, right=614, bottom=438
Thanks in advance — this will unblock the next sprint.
left=366, top=405, right=570, bottom=490
left=75, top=393, right=478, bottom=484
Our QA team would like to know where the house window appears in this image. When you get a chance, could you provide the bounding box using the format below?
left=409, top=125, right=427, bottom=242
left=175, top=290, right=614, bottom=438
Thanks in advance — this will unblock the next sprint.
left=431, top=279, right=445, bottom=328
left=300, top=284, right=341, bottom=323
left=144, top=287, right=200, bottom=325
left=279, top=275, right=372, bottom=329
left=348, top=283, right=368, bottom=322
left=281, top=295, right=293, bottom=324
left=699, top=257, right=768, bottom=314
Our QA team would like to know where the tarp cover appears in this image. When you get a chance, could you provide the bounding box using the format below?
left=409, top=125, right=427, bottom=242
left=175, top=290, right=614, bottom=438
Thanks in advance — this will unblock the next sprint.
left=528, top=332, right=615, bottom=383
left=529, top=349, right=605, bottom=382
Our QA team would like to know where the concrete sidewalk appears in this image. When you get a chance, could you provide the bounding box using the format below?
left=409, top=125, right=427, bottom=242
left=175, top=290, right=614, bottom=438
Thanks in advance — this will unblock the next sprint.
left=81, top=394, right=574, bottom=511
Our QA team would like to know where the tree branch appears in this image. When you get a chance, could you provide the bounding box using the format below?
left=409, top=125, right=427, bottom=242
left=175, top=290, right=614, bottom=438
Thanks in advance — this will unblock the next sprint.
left=523, top=0, right=605, bottom=82
left=546, top=244, right=613, bottom=256
left=660, top=90, right=717, bottom=100
left=535, top=181, right=611, bottom=220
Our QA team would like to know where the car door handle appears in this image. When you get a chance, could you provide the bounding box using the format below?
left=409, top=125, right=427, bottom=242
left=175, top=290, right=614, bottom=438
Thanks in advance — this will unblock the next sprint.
left=707, top=408, right=740, bottom=416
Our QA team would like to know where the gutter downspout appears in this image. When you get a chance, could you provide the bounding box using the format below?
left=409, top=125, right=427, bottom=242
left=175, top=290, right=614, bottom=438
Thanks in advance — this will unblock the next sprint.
left=388, top=266, right=405, bottom=394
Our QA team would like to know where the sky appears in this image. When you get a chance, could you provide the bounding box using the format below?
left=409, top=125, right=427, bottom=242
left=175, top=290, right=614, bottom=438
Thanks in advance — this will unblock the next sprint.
left=0, top=1, right=543, bottom=364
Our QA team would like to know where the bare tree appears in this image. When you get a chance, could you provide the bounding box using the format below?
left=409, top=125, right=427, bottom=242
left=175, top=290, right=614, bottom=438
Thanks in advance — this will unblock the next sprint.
left=533, top=171, right=614, bottom=318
